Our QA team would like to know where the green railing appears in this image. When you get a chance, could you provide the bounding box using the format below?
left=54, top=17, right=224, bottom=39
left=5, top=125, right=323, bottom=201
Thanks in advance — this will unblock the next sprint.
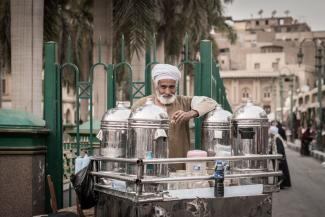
left=44, top=33, right=232, bottom=209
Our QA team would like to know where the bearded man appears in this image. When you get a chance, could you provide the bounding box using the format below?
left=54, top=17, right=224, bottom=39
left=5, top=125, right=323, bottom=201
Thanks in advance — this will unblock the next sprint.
left=132, top=64, right=217, bottom=170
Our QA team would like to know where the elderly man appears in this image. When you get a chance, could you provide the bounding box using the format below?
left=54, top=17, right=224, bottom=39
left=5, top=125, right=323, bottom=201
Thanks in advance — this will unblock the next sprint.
left=132, top=64, right=217, bottom=170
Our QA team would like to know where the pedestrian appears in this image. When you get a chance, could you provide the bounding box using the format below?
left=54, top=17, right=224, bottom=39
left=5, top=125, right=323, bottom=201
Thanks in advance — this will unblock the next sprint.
left=276, top=121, right=287, bottom=141
left=300, top=126, right=314, bottom=156
left=132, top=64, right=217, bottom=171
left=269, top=126, right=292, bottom=189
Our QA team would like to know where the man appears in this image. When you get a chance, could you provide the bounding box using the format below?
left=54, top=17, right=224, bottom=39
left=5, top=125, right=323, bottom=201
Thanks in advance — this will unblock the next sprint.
left=132, top=64, right=217, bottom=170
left=269, top=126, right=291, bottom=189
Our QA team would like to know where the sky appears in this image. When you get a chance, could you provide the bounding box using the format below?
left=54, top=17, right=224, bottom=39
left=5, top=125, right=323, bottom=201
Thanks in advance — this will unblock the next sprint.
left=225, top=0, right=325, bottom=31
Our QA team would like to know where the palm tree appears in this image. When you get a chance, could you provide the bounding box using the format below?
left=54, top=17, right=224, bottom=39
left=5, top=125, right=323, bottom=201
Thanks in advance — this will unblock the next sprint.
left=44, top=0, right=93, bottom=121
left=92, top=0, right=113, bottom=119
left=156, top=0, right=236, bottom=62
left=91, top=0, right=236, bottom=103
left=113, top=0, right=155, bottom=61
left=44, top=0, right=93, bottom=82
left=5, top=0, right=235, bottom=115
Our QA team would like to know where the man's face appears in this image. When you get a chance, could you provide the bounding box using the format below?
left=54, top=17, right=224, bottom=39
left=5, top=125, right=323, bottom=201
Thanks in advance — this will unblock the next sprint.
left=155, top=79, right=177, bottom=104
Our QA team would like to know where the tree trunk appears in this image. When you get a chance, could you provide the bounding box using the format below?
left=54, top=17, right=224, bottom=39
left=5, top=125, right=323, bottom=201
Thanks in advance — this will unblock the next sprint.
left=80, top=36, right=92, bottom=122
left=10, top=0, right=44, bottom=117
left=92, top=0, right=113, bottom=119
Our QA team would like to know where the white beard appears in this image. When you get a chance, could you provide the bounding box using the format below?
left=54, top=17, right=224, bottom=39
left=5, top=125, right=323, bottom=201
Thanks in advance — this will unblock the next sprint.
left=155, top=90, right=177, bottom=105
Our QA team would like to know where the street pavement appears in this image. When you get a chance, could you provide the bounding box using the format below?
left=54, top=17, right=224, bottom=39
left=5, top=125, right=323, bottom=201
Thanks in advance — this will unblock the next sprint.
left=272, top=147, right=325, bottom=217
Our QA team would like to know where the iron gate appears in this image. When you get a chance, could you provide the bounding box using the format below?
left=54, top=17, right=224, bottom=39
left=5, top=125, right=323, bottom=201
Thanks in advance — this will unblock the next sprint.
left=44, top=34, right=231, bottom=209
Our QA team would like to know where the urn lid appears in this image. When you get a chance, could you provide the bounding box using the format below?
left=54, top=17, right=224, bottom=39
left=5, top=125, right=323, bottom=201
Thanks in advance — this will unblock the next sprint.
left=232, top=101, right=268, bottom=121
left=204, top=105, right=232, bottom=123
left=129, top=98, right=169, bottom=121
left=101, top=101, right=131, bottom=123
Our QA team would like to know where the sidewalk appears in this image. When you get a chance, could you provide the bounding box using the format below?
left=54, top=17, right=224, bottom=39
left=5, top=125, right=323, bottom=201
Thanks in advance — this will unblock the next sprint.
left=287, top=139, right=325, bottom=162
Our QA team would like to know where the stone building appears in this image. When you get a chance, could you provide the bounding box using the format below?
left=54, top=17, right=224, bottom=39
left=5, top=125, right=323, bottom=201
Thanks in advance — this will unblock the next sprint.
left=213, top=16, right=325, bottom=124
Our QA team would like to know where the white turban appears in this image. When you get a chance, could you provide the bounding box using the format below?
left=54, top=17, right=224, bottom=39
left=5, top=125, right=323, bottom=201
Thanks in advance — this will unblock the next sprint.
left=152, top=64, right=181, bottom=84
left=269, top=126, right=278, bottom=135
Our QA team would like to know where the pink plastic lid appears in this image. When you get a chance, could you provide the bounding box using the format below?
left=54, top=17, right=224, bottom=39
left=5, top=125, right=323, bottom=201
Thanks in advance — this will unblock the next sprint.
left=187, top=150, right=207, bottom=158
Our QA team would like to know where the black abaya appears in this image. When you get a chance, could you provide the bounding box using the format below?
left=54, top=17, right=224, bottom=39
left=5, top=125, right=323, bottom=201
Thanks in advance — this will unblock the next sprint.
left=276, top=137, right=292, bottom=188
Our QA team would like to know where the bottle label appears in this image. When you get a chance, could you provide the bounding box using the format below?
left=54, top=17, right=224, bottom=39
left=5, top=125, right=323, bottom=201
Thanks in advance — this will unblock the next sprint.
left=193, top=165, right=201, bottom=171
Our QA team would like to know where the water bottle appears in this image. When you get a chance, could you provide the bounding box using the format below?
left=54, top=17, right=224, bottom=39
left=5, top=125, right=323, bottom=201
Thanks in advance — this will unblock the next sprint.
left=214, top=160, right=224, bottom=197
left=146, top=151, right=154, bottom=175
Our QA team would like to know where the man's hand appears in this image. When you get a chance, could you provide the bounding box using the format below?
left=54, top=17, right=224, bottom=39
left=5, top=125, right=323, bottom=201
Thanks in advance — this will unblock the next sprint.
left=171, top=110, right=199, bottom=124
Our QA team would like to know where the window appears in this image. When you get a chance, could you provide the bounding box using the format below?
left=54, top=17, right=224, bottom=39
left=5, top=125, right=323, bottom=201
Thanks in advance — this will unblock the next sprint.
left=256, top=21, right=260, bottom=26
left=65, top=109, right=72, bottom=124
left=254, top=63, right=260, bottom=70
left=265, top=20, right=269, bottom=25
left=272, top=62, right=279, bottom=70
left=242, top=88, right=250, bottom=99
left=219, top=48, right=230, bottom=53
left=2, top=79, right=5, bottom=94
left=67, top=83, right=70, bottom=95
left=263, top=87, right=271, bottom=99
left=264, top=92, right=270, bottom=98
left=221, top=60, right=225, bottom=64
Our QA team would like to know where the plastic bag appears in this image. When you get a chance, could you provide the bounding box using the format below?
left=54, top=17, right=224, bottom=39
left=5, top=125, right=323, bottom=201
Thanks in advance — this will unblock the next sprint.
left=70, top=160, right=98, bottom=209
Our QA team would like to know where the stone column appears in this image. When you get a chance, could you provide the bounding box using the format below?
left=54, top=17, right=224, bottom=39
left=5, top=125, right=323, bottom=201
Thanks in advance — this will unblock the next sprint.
left=10, top=0, right=44, bottom=118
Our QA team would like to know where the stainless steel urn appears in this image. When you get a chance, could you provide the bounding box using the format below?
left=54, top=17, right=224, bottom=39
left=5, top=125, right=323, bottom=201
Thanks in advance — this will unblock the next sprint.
left=100, top=102, right=131, bottom=172
left=202, top=105, right=232, bottom=173
left=127, top=99, right=169, bottom=192
left=231, top=101, right=269, bottom=184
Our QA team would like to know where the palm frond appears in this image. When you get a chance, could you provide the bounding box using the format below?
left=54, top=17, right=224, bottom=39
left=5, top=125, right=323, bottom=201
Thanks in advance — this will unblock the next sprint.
left=114, top=0, right=155, bottom=60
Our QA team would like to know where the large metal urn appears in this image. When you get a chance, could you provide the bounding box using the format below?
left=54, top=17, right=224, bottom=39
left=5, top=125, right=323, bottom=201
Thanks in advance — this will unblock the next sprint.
left=127, top=99, right=169, bottom=192
left=231, top=101, right=269, bottom=184
left=127, top=99, right=169, bottom=175
left=202, top=105, right=232, bottom=173
left=100, top=102, right=131, bottom=172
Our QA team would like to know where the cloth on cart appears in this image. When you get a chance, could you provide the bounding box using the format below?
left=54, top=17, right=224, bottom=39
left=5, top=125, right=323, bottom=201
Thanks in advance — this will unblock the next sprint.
left=70, top=160, right=98, bottom=209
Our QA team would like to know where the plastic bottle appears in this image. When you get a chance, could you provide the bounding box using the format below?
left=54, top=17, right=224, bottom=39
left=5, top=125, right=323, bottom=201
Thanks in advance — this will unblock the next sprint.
left=146, top=151, right=154, bottom=175
left=186, top=150, right=209, bottom=188
left=214, top=160, right=224, bottom=197
left=186, top=150, right=207, bottom=176
left=75, top=156, right=83, bottom=174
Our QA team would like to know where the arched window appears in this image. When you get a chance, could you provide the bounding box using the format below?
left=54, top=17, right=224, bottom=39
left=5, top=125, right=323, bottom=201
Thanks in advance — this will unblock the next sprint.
left=241, top=87, right=250, bottom=100
left=67, top=83, right=70, bottom=95
left=65, top=109, right=72, bottom=124
left=263, top=87, right=271, bottom=99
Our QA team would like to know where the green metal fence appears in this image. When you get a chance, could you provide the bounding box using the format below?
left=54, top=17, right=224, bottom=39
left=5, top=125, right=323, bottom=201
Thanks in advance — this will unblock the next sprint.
left=43, top=34, right=231, bottom=209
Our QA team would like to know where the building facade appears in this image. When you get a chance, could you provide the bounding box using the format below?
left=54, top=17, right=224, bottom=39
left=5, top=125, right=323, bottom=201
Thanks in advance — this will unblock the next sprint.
left=214, top=16, right=325, bottom=125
